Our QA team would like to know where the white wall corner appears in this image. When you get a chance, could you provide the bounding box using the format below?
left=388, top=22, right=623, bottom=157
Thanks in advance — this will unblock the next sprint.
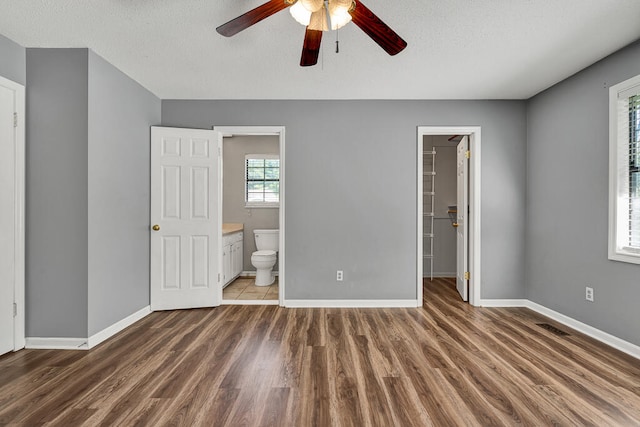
left=25, top=306, right=152, bottom=350
left=87, top=305, right=151, bottom=349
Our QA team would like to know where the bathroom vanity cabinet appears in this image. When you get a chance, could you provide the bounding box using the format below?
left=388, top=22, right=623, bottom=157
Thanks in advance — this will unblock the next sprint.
left=222, top=230, right=243, bottom=287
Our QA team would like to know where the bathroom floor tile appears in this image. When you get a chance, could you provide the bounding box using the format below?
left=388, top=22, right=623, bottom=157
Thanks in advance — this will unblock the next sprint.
left=237, top=292, right=266, bottom=300
left=223, top=276, right=279, bottom=302
left=223, top=290, right=242, bottom=298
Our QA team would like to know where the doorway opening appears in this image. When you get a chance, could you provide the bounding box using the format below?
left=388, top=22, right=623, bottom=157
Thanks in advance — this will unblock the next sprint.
left=417, top=126, right=481, bottom=306
left=214, top=126, right=285, bottom=306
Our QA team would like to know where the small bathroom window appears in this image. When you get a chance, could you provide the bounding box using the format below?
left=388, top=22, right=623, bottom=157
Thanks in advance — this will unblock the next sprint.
left=245, top=154, right=280, bottom=207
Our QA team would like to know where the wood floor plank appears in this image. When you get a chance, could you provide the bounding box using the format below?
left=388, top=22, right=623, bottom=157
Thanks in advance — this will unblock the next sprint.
left=46, top=407, right=98, bottom=426
left=272, top=308, right=311, bottom=389
left=224, top=340, right=284, bottom=426
left=309, top=345, right=331, bottom=426
left=326, top=312, right=364, bottom=427
left=383, top=376, right=433, bottom=426
left=258, top=387, right=290, bottom=427
left=350, top=334, right=395, bottom=426
left=358, top=310, right=403, bottom=377
left=0, top=278, right=638, bottom=426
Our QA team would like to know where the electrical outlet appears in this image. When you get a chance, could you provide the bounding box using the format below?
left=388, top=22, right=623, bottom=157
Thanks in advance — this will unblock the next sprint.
left=585, top=286, right=594, bottom=302
left=336, top=270, right=343, bottom=281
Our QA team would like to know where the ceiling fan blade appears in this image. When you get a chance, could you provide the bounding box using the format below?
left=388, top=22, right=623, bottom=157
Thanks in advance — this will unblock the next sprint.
left=349, top=0, right=407, bottom=56
left=217, top=0, right=292, bottom=37
left=300, top=28, right=322, bottom=66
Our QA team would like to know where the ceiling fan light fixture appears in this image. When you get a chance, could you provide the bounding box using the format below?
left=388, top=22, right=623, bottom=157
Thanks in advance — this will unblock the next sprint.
left=216, top=0, right=407, bottom=67
left=290, top=1, right=312, bottom=26
left=308, top=7, right=329, bottom=31
left=300, top=0, right=324, bottom=13
left=328, top=3, right=352, bottom=30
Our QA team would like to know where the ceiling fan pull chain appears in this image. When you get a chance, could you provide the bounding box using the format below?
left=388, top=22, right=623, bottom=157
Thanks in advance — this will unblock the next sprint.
left=336, top=29, right=340, bottom=53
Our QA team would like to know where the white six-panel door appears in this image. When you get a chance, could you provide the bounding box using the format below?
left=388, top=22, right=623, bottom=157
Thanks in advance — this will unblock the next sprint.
left=150, top=127, right=221, bottom=310
left=456, top=136, right=469, bottom=301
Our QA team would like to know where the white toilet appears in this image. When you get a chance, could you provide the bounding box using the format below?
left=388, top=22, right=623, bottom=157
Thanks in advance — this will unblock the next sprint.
left=251, top=229, right=279, bottom=286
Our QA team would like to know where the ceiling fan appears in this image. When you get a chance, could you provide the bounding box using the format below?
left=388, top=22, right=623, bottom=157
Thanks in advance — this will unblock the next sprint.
left=216, top=0, right=407, bottom=67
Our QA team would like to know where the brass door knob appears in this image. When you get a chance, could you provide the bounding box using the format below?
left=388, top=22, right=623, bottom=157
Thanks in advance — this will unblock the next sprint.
left=452, top=222, right=459, bottom=228
left=152, top=224, right=160, bottom=231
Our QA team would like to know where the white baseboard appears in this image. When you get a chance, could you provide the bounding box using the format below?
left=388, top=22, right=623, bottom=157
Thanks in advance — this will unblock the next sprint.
left=479, top=299, right=640, bottom=360
left=25, top=306, right=151, bottom=351
left=240, top=271, right=279, bottom=277
left=424, top=273, right=456, bottom=278
left=25, top=337, right=88, bottom=350
left=285, top=299, right=420, bottom=308
left=87, top=306, right=151, bottom=349
left=222, top=300, right=279, bottom=306
left=480, top=299, right=528, bottom=307
left=524, top=301, right=640, bottom=360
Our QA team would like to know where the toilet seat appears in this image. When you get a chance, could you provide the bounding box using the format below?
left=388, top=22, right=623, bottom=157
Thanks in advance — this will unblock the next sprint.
left=252, top=250, right=276, bottom=257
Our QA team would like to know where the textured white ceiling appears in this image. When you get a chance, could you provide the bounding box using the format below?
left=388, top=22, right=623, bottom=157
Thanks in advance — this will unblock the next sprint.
left=1, top=0, right=639, bottom=99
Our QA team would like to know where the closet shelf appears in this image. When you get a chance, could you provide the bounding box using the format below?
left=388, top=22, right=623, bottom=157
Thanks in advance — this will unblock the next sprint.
left=423, top=146, right=436, bottom=280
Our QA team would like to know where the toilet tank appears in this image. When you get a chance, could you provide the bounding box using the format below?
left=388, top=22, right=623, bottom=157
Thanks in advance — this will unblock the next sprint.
left=254, top=229, right=279, bottom=251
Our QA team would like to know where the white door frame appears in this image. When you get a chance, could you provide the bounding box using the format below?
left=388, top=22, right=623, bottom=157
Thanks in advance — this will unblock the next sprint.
left=417, top=126, right=481, bottom=306
left=213, top=126, right=286, bottom=307
left=1, top=75, right=25, bottom=350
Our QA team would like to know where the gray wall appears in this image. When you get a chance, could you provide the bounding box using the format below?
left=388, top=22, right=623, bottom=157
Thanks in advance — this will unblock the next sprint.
left=0, top=34, right=25, bottom=85
left=223, top=135, right=279, bottom=271
left=26, top=48, right=160, bottom=338
left=526, top=40, right=640, bottom=346
left=424, top=135, right=457, bottom=276
left=163, top=100, right=527, bottom=300
left=26, top=49, right=89, bottom=337
left=87, top=51, right=160, bottom=336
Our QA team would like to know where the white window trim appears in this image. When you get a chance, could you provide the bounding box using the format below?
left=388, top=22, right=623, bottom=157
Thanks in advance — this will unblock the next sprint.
left=245, top=154, right=280, bottom=208
left=608, top=74, right=640, bottom=264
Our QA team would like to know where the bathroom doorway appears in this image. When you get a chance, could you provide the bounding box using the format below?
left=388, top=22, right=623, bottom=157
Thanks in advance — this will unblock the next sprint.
left=214, top=126, right=285, bottom=306
left=417, top=126, right=481, bottom=306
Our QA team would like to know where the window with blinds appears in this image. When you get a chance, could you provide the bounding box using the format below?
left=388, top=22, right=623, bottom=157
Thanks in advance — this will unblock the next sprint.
left=245, top=155, right=280, bottom=207
left=609, top=75, right=640, bottom=264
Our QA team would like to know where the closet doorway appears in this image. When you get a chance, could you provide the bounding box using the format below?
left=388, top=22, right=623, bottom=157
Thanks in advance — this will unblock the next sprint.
left=417, top=126, right=481, bottom=306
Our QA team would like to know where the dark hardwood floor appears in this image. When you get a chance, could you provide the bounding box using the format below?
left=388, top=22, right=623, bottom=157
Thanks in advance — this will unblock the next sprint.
left=1, top=278, right=639, bottom=426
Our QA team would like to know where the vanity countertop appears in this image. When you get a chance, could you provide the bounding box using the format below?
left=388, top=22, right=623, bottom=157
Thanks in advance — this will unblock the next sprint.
left=222, top=223, right=244, bottom=235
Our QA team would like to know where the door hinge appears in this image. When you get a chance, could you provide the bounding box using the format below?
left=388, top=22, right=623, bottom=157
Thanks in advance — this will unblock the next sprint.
left=13, top=112, right=18, bottom=128
left=13, top=302, right=17, bottom=317
left=218, top=273, right=221, bottom=282
left=465, top=150, right=470, bottom=159
left=464, top=271, right=470, bottom=280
